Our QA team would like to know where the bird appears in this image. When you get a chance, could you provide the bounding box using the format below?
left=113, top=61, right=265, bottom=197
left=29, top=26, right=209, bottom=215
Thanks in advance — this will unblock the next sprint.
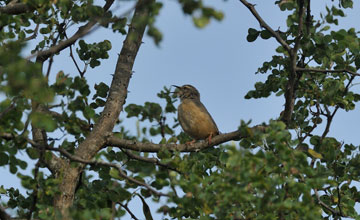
left=173, top=84, right=219, bottom=144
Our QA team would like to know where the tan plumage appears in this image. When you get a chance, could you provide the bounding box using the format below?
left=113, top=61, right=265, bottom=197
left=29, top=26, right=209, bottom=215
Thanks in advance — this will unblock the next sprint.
left=174, top=85, right=219, bottom=142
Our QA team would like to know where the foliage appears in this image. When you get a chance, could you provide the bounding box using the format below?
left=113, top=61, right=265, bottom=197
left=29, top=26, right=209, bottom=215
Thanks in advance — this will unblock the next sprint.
left=0, top=0, right=360, bottom=220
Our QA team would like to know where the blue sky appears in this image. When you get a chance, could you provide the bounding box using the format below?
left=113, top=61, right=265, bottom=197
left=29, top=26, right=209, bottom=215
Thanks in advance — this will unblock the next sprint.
left=2, top=0, right=360, bottom=219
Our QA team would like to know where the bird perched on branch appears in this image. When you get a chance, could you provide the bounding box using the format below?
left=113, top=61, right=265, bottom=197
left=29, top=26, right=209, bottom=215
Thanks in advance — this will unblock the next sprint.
left=173, top=84, right=219, bottom=144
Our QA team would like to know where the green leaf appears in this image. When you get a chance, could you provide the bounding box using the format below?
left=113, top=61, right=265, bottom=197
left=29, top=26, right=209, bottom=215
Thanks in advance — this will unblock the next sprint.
left=247, top=28, right=259, bottom=42
left=193, top=16, right=210, bottom=28
left=0, top=153, right=9, bottom=166
left=260, top=30, right=272, bottom=39
left=109, top=168, right=122, bottom=180
left=308, top=149, right=323, bottom=159
left=31, top=112, right=57, bottom=132
left=137, top=194, right=153, bottom=220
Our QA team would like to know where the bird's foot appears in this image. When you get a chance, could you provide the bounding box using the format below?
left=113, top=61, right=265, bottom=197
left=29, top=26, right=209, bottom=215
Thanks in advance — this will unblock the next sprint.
left=207, top=133, right=215, bottom=145
left=185, top=139, right=196, bottom=145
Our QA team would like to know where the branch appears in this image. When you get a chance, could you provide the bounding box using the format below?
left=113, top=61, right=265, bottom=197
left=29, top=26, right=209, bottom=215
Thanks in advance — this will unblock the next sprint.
left=320, top=75, right=355, bottom=139
left=46, top=146, right=167, bottom=197
left=305, top=0, right=311, bottom=34
left=122, top=149, right=181, bottom=173
left=0, top=132, right=64, bottom=174
left=0, top=2, right=33, bottom=15
left=26, top=160, right=41, bottom=220
left=296, top=67, right=360, bottom=77
left=119, top=203, right=139, bottom=220
left=314, top=189, right=344, bottom=217
left=293, top=0, right=304, bottom=54
left=23, top=24, right=39, bottom=41
left=0, top=99, right=16, bottom=120
left=30, top=0, right=115, bottom=62
left=239, top=0, right=292, bottom=54
left=74, top=0, right=154, bottom=160
left=0, top=206, right=11, bottom=220
left=53, top=0, right=154, bottom=211
left=106, top=126, right=266, bottom=152
left=282, top=0, right=305, bottom=126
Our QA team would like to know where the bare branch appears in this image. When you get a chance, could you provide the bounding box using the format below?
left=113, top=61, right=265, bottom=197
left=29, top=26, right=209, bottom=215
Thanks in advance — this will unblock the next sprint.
left=46, top=146, right=167, bottom=197
left=106, top=126, right=266, bottom=152
left=69, top=44, right=87, bottom=77
left=239, top=0, right=292, bottom=54
left=296, top=67, right=360, bottom=77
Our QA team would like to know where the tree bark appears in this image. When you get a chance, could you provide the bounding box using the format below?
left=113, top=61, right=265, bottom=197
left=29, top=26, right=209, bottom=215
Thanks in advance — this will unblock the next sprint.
left=52, top=0, right=155, bottom=218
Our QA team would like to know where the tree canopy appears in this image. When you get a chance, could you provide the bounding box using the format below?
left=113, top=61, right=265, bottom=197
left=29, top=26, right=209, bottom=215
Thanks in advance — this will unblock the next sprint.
left=1, top=0, right=360, bottom=219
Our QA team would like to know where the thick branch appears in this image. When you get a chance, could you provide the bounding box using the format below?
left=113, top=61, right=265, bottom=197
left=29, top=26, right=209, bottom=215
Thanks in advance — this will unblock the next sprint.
left=0, top=2, right=33, bottom=15
left=106, top=126, right=266, bottom=152
left=75, top=0, right=153, bottom=161
left=282, top=1, right=305, bottom=126
left=53, top=0, right=154, bottom=213
left=32, top=0, right=115, bottom=62
left=239, top=0, right=292, bottom=54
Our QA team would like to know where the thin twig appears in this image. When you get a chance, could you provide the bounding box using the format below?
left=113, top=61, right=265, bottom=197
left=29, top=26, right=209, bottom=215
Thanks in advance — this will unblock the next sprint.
left=121, top=149, right=182, bottom=174
left=119, top=203, right=139, bottom=220
left=321, top=76, right=355, bottom=139
left=45, top=55, right=54, bottom=78
left=69, top=43, right=87, bottom=77
left=26, top=159, right=41, bottom=220
left=0, top=99, right=16, bottom=120
left=296, top=67, right=360, bottom=77
left=46, top=146, right=168, bottom=197
left=24, top=23, right=39, bottom=41
left=28, top=0, right=115, bottom=62
left=337, top=185, right=343, bottom=216
left=314, top=189, right=342, bottom=216
left=239, top=0, right=292, bottom=53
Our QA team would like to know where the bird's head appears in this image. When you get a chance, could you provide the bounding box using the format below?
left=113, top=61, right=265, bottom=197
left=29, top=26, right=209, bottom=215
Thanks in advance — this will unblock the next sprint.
left=172, top=84, right=200, bottom=101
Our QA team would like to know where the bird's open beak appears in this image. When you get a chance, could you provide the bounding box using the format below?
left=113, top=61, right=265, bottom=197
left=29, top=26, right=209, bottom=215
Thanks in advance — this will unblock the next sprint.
left=171, top=85, right=180, bottom=94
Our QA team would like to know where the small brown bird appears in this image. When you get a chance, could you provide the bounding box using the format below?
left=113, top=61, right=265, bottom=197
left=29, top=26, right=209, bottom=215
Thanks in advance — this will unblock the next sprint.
left=173, top=84, right=219, bottom=144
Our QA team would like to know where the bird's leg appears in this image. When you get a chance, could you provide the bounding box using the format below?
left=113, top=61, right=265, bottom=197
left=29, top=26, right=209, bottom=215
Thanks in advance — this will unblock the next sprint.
left=207, top=132, right=214, bottom=145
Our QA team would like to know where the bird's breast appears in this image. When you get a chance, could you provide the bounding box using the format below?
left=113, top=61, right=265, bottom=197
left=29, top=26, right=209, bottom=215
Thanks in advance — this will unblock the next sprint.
left=178, top=99, right=218, bottom=140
